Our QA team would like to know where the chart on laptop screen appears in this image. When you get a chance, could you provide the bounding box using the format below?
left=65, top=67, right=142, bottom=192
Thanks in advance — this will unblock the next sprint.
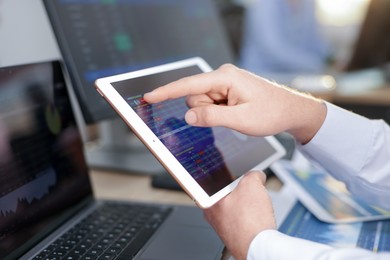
left=0, top=62, right=92, bottom=258
left=0, top=168, right=56, bottom=216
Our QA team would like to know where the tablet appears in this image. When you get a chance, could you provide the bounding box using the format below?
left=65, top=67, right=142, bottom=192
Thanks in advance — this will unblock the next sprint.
left=95, top=57, right=286, bottom=208
left=271, top=155, right=390, bottom=223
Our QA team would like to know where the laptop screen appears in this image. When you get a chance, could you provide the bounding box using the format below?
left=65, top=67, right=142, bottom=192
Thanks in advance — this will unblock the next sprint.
left=0, top=61, right=92, bottom=259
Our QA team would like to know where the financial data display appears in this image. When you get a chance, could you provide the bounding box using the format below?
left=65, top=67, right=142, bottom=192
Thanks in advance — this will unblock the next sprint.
left=112, top=66, right=278, bottom=196
left=275, top=159, right=390, bottom=222
left=43, top=0, right=234, bottom=123
left=0, top=62, right=92, bottom=258
left=279, top=201, right=390, bottom=252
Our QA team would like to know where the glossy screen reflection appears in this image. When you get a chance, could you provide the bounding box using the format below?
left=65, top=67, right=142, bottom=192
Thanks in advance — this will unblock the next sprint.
left=112, top=66, right=278, bottom=196
left=0, top=62, right=91, bottom=258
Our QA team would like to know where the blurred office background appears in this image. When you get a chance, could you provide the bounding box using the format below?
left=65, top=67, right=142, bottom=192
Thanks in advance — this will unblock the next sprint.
left=0, top=0, right=60, bottom=67
left=0, top=0, right=389, bottom=179
left=219, top=0, right=389, bottom=73
left=219, top=0, right=390, bottom=124
left=0, top=0, right=386, bottom=70
left=0, top=0, right=389, bottom=121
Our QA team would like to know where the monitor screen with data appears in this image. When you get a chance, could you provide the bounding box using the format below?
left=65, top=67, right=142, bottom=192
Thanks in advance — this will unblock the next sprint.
left=43, top=0, right=234, bottom=123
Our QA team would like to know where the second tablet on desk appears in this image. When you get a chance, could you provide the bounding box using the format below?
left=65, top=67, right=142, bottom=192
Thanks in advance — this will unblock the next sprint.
left=271, top=153, right=390, bottom=224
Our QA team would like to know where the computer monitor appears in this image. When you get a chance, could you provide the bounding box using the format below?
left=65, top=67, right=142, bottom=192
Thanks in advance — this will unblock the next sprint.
left=42, top=0, right=234, bottom=173
left=345, top=0, right=390, bottom=72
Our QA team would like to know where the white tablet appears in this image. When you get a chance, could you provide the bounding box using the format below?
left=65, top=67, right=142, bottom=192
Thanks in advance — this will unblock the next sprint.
left=95, top=57, right=286, bottom=208
left=271, top=156, right=390, bottom=223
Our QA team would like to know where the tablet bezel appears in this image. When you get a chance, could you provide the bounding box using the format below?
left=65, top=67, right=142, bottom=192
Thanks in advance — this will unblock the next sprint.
left=95, top=57, right=286, bottom=208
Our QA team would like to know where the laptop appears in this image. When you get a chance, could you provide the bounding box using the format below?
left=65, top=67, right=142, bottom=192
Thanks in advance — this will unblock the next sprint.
left=0, top=60, right=224, bottom=260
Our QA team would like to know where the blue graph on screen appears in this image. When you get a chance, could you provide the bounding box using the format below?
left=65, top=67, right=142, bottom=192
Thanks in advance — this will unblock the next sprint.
left=0, top=168, right=56, bottom=216
left=127, top=95, right=228, bottom=178
left=126, top=95, right=234, bottom=195
left=279, top=202, right=390, bottom=252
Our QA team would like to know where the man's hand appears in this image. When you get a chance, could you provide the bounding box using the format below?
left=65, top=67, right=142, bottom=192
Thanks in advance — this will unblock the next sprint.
left=203, top=172, right=276, bottom=260
left=144, top=64, right=327, bottom=144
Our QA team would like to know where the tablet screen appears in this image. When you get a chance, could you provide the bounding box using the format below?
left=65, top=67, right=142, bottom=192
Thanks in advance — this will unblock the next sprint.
left=111, top=65, right=280, bottom=196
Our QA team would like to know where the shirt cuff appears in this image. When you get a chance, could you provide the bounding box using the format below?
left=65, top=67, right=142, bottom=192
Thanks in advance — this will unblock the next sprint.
left=247, top=230, right=332, bottom=260
left=298, top=102, right=374, bottom=183
left=247, top=230, right=387, bottom=260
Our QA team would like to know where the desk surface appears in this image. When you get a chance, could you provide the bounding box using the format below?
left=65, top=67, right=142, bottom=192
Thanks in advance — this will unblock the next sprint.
left=90, top=169, right=194, bottom=205
left=310, top=84, right=390, bottom=105
left=90, top=169, right=282, bottom=204
left=332, top=85, right=390, bottom=106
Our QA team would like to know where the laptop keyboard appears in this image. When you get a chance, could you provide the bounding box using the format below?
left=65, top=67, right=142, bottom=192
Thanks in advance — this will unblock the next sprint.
left=32, top=202, right=172, bottom=260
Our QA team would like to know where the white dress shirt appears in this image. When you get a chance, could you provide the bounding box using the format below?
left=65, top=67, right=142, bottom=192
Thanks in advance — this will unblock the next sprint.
left=248, top=102, right=390, bottom=259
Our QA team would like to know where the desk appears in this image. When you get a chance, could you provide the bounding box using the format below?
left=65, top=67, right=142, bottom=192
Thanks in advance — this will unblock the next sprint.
left=90, top=169, right=282, bottom=203
left=89, top=169, right=194, bottom=205
left=331, top=85, right=390, bottom=124
left=311, top=84, right=390, bottom=124
left=332, top=85, right=390, bottom=106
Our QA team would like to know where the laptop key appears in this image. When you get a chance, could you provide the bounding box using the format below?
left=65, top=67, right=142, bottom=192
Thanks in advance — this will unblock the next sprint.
left=98, top=253, right=116, bottom=260
left=50, top=249, right=67, bottom=257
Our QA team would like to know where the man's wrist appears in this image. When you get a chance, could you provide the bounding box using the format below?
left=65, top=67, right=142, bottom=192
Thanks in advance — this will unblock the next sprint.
left=287, top=93, right=327, bottom=145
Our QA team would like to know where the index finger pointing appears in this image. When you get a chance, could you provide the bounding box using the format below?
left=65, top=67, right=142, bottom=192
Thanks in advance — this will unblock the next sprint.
left=143, top=67, right=230, bottom=104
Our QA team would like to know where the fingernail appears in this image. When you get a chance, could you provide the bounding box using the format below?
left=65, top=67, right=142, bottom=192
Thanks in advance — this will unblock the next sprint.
left=185, top=111, right=197, bottom=124
left=143, top=92, right=153, bottom=98
left=143, top=92, right=155, bottom=101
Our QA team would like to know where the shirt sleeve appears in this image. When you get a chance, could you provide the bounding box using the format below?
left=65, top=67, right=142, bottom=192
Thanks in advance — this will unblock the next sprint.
left=247, top=230, right=390, bottom=260
left=298, top=102, right=390, bottom=209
